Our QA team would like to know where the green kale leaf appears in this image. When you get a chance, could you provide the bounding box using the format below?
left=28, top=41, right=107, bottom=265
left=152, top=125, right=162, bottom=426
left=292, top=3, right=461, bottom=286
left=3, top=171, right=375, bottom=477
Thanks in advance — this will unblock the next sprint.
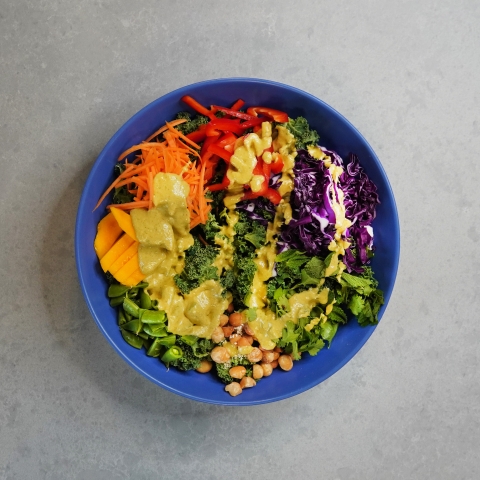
left=283, top=116, right=320, bottom=150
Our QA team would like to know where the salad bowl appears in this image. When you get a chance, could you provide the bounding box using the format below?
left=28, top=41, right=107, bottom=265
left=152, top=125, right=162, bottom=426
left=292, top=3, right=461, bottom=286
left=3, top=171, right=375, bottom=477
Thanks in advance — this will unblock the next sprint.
left=75, top=78, right=399, bottom=405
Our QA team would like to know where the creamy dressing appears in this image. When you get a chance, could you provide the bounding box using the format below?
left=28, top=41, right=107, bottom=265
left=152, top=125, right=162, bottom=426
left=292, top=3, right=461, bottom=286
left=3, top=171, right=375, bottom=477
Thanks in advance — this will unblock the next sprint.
left=131, top=173, right=227, bottom=339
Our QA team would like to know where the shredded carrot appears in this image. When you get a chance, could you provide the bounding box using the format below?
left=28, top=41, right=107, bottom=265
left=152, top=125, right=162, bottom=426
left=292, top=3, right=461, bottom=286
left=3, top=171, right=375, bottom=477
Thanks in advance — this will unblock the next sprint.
left=96, top=120, right=213, bottom=229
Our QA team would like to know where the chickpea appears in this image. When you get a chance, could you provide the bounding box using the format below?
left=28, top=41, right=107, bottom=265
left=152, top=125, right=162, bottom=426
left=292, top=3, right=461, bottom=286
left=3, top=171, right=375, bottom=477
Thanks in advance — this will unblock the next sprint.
left=240, top=376, right=256, bottom=389
left=196, top=360, right=213, bottom=373
left=219, top=314, right=229, bottom=327
left=211, top=326, right=225, bottom=344
left=274, top=346, right=282, bottom=353
left=270, top=360, right=278, bottom=369
left=272, top=352, right=280, bottom=360
left=252, top=364, right=264, bottom=380
left=210, top=346, right=230, bottom=363
left=225, top=382, right=242, bottom=397
left=229, top=365, right=246, bottom=379
left=261, top=363, right=273, bottom=377
left=229, top=312, right=244, bottom=327
left=229, top=334, right=241, bottom=345
left=237, top=336, right=252, bottom=347
left=278, top=355, right=293, bottom=371
left=247, top=347, right=263, bottom=363
left=262, top=351, right=276, bottom=364
left=227, top=302, right=234, bottom=313
left=222, top=326, right=234, bottom=338
left=243, top=323, right=255, bottom=336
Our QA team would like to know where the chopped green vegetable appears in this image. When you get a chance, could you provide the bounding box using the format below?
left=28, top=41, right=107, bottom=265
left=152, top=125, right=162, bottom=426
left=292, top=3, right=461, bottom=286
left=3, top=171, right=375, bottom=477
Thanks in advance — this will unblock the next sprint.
left=282, top=116, right=320, bottom=150
left=174, top=237, right=219, bottom=294
left=174, top=112, right=209, bottom=136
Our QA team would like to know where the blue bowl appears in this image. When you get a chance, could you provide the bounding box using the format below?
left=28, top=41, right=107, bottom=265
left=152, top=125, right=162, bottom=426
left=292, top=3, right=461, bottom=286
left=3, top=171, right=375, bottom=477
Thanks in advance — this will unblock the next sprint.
left=75, top=78, right=400, bottom=405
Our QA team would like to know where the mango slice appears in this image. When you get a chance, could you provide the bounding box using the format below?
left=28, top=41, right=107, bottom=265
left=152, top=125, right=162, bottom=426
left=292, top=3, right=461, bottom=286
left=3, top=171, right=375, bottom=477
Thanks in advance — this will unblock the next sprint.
left=114, top=254, right=142, bottom=286
left=100, top=234, right=135, bottom=273
left=94, top=212, right=123, bottom=259
left=110, top=207, right=138, bottom=241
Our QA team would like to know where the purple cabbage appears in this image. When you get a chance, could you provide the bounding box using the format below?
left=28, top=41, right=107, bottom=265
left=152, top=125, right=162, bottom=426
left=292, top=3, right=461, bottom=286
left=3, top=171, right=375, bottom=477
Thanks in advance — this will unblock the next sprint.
left=279, top=149, right=380, bottom=272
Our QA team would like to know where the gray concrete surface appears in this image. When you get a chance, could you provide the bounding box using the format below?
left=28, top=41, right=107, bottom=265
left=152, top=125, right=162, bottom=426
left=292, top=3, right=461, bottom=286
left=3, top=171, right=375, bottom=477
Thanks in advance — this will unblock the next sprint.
left=1, top=0, right=479, bottom=479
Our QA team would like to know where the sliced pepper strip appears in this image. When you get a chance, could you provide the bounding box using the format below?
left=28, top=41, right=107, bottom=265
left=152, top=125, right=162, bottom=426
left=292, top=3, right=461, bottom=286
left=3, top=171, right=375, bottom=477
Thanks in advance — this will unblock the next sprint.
left=246, top=107, right=289, bottom=123
left=211, top=106, right=258, bottom=122
left=208, top=144, right=232, bottom=163
left=206, top=119, right=245, bottom=136
left=181, top=95, right=215, bottom=120
left=185, top=124, right=207, bottom=143
left=230, top=99, right=245, bottom=111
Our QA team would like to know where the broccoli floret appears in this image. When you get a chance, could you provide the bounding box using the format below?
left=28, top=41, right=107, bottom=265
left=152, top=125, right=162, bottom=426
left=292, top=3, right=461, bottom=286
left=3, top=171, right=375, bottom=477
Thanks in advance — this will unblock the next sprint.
left=234, top=212, right=267, bottom=255
left=168, top=343, right=201, bottom=371
left=174, top=237, right=219, bottom=294
left=173, top=112, right=209, bottom=136
left=202, top=212, right=221, bottom=243
left=215, top=355, right=253, bottom=384
left=229, top=212, right=267, bottom=309
left=233, top=257, right=257, bottom=308
left=167, top=337, right=215, bottom=371
left=283, top=116, right=320, bottom=150
left=220, top=268, right=235, bottom=292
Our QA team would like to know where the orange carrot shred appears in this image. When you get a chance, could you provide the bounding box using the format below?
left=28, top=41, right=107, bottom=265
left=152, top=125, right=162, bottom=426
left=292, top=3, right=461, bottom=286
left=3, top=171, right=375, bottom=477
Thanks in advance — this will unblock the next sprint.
left=97, top=120, right=213, bottom=228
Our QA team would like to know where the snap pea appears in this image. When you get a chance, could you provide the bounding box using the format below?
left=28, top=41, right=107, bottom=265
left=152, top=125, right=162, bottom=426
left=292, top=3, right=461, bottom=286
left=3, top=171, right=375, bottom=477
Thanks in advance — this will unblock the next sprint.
left=137, top=331, right=149, bottom=340
left=158, top=334, right=176, bottom=348
left=121, top=319, right=142, bottom=335
left=139, top=290, right=152, bottom=309
left=110, top=296, right=126, bottom=307
left=118, top=308, right=127, bottom=326
left=161, top=345, right=183, bottom=363
left=143, top=324, right=167, bottom=338
left=147, top=338, right=164, bottom=357
left=107, top=284, right=130, bottom=298
left=123, top=298, right=140, bottom=318
left=140, top=310, right=165, bottom=324
left=121, top=330, right=143, bottom=349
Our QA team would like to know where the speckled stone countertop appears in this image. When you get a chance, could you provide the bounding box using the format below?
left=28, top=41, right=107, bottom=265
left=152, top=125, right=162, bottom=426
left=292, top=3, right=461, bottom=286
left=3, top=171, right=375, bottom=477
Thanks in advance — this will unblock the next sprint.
left=1, top=1, right=479, bottom=479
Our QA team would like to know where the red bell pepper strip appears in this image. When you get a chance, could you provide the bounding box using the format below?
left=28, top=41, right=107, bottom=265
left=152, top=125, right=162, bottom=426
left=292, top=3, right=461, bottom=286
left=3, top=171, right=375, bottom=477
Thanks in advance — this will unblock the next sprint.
left=246, top=107, right=289, bottom=123
left=231, top=99, right=245, bottom=111
left=270, top=155, right=284, bottom=174
left=208, top=144, right=232, bottom=163
left=263, top=188, right=282, bottom=205
left=211, top=106, right=258, bottom=122
left=206, top=119, right=245, bottom=136
left=201, top=134, right=219, bottom=157
left=238, top=117, right=265, bottom=129
left=185, top=124, right=207, bottom=143
left=262, top=160, right=271, bottom=182
left=207, top=174, right=230, bottom=191
left=181, top=95, right=215, bottom=120
left=215, top=132, right=237, bottom=148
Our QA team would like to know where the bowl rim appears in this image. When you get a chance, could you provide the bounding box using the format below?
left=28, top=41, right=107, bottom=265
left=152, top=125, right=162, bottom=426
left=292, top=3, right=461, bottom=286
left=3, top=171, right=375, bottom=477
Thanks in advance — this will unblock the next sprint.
left=75, top=77, right=400, bottom=405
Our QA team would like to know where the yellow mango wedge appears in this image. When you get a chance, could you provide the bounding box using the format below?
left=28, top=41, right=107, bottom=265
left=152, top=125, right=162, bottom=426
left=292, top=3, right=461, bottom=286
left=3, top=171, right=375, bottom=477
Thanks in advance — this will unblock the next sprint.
left=94, top=212, right=123, bottom=259
left=108, top=242, right=139, bottom=275
left=114, top=254, right=142, bottom=286
left=110, top=207, right=138, bottom=241
left=95, top=210, right=145, bottom=286
left=100, top=234, right=135, bottom=273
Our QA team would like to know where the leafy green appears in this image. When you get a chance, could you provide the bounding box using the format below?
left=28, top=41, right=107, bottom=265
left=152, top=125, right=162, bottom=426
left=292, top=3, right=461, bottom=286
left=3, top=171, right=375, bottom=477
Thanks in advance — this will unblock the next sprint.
left=202, top=212, right=222, bottom=243
left=283, top=116, right=320, bottom=150
left=111, top=164, right=134, bottom=204
left=230, top=211, right=267, bottom=309
left=277, top=319, right=326, bottom=359
left=174, top=237, right=219, bottom=294
left=173, top=112, right=209, bottom=137
left=267, top=249, right=325, bottom=315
